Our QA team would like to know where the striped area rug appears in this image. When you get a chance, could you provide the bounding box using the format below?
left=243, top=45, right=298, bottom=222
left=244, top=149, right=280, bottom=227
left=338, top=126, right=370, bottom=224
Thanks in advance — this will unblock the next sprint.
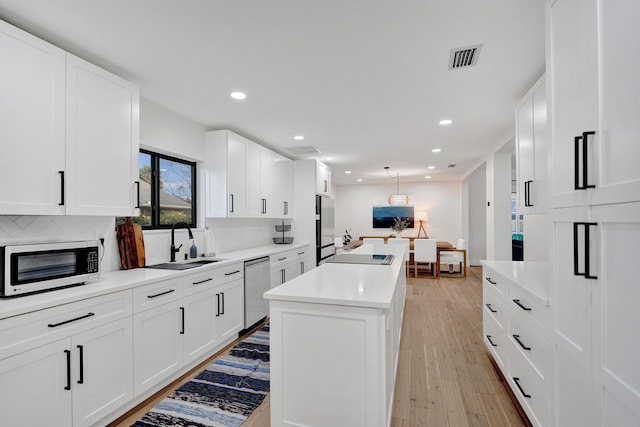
left=132, top=325, right=270, bottom=427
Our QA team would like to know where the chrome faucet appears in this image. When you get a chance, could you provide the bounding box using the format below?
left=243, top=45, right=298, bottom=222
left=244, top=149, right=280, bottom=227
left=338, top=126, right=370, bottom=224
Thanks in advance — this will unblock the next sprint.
left=170, top=222, right=194, bottom=262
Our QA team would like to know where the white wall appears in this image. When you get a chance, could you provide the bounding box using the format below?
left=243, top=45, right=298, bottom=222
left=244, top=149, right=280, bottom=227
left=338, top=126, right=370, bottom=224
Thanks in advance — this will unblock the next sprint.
left=334, top=181, right=461, bottom=244
left=465, top=165, right=487, bottom=264
left=486, top=143, right=514, bottom=261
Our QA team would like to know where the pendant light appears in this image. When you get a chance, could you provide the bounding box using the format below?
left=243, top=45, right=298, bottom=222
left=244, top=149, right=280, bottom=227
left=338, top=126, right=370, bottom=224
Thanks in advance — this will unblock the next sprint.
left=384, top=166, right=409, bottom=206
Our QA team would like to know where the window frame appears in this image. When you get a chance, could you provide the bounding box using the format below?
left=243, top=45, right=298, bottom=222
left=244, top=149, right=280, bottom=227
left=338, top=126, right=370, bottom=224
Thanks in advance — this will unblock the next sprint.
left=140, top=149, right=197, bottom=230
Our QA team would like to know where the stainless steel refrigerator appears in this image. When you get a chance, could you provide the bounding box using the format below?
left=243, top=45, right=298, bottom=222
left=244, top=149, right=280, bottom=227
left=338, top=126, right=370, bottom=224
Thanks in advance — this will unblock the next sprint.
left=316, top=195, right=335, bottom=265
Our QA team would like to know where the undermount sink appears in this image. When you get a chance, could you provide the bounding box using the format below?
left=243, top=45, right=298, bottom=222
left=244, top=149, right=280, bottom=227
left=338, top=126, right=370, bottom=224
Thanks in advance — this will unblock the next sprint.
left=145, top=259, right=224, bottom=271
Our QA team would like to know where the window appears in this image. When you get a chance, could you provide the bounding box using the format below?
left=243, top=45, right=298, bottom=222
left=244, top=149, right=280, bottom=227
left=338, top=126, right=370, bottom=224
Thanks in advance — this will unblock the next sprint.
left=117, top=150, right=196, bottom=229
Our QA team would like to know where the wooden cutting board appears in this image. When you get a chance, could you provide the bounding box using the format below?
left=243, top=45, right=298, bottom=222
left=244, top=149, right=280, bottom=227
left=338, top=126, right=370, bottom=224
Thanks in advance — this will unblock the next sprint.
left=116, top=217, right=146, bottom=269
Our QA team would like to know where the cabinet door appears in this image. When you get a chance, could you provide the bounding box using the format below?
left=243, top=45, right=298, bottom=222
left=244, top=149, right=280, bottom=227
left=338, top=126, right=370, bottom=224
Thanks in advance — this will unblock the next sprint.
left=516, top=92, right=535, bottom=213
left=271, top=267, right=285, bottom=289
left=133, top=301, right=183, bottom=396
left=0, top=20, right=66, bottom=215
left=72, top=318, right=133, bottom=427
left=65, top=53, right=139, bottom=216
left=316, top=161, right=331, bottom=195
left=246, top=141, right=262, bottom=216
left=279, top=157, right=293, bottom=217
left=182, top=288, right=218, bottom=364
left=217, top=279, right=244, bottom=343
left=284, top=262, right=300, bottom=283
left=531, top=81, right=548, bottom=214
left=0, top=339, right=73, bottom=427
left=227, top=132, right=248, bottom=217
left=260, top=148, right=275, bottom=217
left=591, top=202, right=640, bottom=426
left=547, top=0, right=598, bottom=208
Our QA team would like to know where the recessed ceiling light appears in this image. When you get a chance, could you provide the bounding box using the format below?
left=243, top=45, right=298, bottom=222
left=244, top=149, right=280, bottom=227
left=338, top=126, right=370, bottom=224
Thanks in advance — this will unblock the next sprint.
left=357, top=179, right=363, bottom=182
left=325, top=156, right=334, bottom=161
left=439, top=119, right=452, bottom=125
left=230, top=91, right=246, bottom=100
left=345, top=170, right=351, bottom=174
left=425, top=176, right=431, bottom=179
left=294, top=135, right=304, bottom=140
left=432, top=148, right=442, bottom=153
left=427, top=166, right=435, bottom=169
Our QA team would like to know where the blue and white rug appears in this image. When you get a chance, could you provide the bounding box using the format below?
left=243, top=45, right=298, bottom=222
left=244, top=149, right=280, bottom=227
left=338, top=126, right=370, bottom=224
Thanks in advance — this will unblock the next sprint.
left=132, top=326, right=270, bottom=427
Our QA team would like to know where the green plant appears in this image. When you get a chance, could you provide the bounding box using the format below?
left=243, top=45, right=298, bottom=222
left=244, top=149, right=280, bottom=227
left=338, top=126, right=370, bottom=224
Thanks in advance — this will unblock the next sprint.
left=390, top=217, right=410, bottom=233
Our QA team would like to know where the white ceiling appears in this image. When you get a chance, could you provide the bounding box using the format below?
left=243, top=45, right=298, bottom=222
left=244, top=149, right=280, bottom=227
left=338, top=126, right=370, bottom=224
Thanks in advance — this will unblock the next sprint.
left=0, top=0, right=545, bottom=185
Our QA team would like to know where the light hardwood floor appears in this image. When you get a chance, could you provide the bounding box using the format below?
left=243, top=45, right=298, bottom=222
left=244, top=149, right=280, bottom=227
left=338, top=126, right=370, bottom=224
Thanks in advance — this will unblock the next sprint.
left=111, top=266, right=526, bottom=427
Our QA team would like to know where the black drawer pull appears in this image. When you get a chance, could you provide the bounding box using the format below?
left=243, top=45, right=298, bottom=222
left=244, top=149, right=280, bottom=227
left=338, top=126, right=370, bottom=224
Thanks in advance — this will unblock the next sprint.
left=298, top=252, right=306, bottom=256
left=512, top=299, right=532, bottom=311
left=485, top=277, right=497, bottom=285
left=77, top=345, right=84, bottom=384
left=485, top=303, right=497, bottom=313
left=513, top=377, right=531, bottom=398
left=221, top=292, right=225, bottom=315
left=58, top=171, right=65, bottom=206
left=513, top=334, right=531, bottom=351
left=486, top=335, right=498, bottom=347
left=180, top=307, right=185, bottom=334
left=573, top=222, right=598, bottom=280
left=147, top=289, right=175, bottom=299
left=135, top=181, right=140, bottom=208
left=224, top=270, right=240, bottom=276
left=216, top=293, right=221, bottom=317
left=64, top=349, right=71, bottom=390
left=574, top=131, right=596, bottom=190
left=48, top=312, right=95, bottom=328
left=277, top=257, right=287, bottom=261
left=192, top=278, right=213, bottom=285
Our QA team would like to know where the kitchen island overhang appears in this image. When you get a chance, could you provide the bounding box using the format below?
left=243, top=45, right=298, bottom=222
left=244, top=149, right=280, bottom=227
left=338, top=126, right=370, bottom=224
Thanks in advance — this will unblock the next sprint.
left=264, top=244, right=406, bottom=427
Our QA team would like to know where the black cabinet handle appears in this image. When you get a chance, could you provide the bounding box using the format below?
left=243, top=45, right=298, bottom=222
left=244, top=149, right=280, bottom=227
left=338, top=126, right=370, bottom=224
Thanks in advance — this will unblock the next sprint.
left=147, top=289, right=175, bottom=299
left=486, top=335, right=498, bottom=347
left=574, top=131, right=596, bottom=190
left=513, top=377, right=531, bottom=398
left=524, top=181, right=533, bottom=207
left=216, top=293, right=221, bottom=317
left=324, top=179, right=328, bottom=193
left=58, top=171, right=65, bottom=206
left=229, top=194, right=234, bottom=213
left=281, top=269, right=285, bottom=284
left=77, top=345, right=84, bottom=384
left=221, top=292, right=225, bottom=315
left=485, top=303, right=497, bottom=313
left=134, top=181, right=140, bottom=208
left=224, top=270, right=240, bottom=276
left=512, top=299, right=532, bottom=311
left=513, top=334, right=531, bottom=351
left=180, top=307, right=185, bottom=334
left=192, top=278, right=213, bottom=286
left=48, top=312, right=95, bottom=328
left=64, top=349, right=71, bottom=390
left=284, top=201, right=288, bottom=215
left=300, top=261, right=305, bottom=274
left=485, top=277, right=497, bottom=285
left=278, top=257, right=287, bottom=261
left=573, top=222, right=598, bottom=279
left=262, top=198, right=267, bottom=214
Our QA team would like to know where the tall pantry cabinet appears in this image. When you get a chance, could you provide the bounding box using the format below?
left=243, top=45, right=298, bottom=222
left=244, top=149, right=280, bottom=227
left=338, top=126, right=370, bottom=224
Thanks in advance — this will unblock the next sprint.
left=547, top=0, right=640, bottom=426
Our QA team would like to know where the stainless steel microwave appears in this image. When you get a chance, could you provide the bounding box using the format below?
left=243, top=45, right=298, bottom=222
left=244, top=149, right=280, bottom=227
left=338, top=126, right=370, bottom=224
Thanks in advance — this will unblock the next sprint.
left=1, top=241, right=100, bottom=297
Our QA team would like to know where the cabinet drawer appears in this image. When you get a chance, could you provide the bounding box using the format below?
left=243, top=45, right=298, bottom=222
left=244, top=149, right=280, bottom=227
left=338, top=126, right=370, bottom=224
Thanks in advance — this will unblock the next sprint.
left=183, top=269, right=216, bottom=296
left=214, top=262, right=243, bottom=285
left=508, top=316, right=552, bottom=382
left=483, top=284, right=507, bottom=329
left=509, top=284, right=549, bottom=330
left=0, top=290, right=132, bottom=360
left=132, top=279, right=182, bottom=313
left=270, top=250, right=297, bottom=269
left=508, top=349, right=550, bottom=427
left=483, top=310, right=507, bottom=369
left=483, top=268, right=505, bottom=296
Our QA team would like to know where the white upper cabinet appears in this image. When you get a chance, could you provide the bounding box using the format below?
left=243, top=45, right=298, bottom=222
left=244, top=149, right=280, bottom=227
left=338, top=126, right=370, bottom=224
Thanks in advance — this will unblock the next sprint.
left=516, top=76, right=548, bottom=214
left=0, top=19, right=140, bottom=216
left=65, top=54, right=140, bottom=216
left=548, top=0, right=640, bottom=208
left=316, top=160, right=331, bottom=196
left=0, top=19, right=66, bottom=215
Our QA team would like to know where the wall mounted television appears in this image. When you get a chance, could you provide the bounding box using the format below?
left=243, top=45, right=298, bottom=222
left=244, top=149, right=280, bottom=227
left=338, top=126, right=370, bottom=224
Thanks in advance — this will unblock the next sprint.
left=372, top=206, right=414, bottom=228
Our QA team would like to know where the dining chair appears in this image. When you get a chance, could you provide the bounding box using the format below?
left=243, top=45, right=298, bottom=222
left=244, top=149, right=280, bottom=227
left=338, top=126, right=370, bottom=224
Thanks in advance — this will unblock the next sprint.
left=439, top=238, right=466, bottom=274
left=386, top=238, right=410, bottom=276
left=413, top=238, right=437, bottom=278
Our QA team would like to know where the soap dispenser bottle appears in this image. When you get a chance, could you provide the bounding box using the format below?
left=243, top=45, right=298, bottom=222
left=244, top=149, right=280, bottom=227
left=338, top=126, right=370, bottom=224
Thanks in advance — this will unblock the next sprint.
left=190, top=240, right=197, bottom=258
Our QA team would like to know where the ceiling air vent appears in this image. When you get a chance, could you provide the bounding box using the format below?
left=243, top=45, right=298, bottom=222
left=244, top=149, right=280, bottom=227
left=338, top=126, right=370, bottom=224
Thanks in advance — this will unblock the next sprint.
left=448, top=44, right=482, bottom=70
left=285, top=145, right=321, bottom=156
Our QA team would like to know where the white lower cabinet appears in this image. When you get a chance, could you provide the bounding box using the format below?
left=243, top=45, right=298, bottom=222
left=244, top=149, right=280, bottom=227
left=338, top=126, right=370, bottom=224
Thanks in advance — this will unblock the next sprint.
left=270, top=246, right=309, bottom=288
left=183, top=288, right=219, bottom=364
left=215, top=278, right=244, bottom=342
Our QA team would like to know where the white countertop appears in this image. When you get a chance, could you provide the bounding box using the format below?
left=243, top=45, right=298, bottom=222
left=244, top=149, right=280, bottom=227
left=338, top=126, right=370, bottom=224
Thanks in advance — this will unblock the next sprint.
left=480, top=260, right=549, bottom=306
left=0, top=242, right=309, bottom=320
left=264, top=244, right=405, bottom=309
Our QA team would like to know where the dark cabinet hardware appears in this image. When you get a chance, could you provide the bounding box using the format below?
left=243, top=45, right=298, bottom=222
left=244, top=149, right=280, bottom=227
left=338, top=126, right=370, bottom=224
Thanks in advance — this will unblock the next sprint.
left=58, top=171, right=65, bottom=206
left=513, top=377, right=531, bottom=398
left=574, top=131, right=597, bottom=190
left=485, top=277, right=497, bottom=285
left=64, top=349, right=71, bottom=390
left=524, top=180, right=533, bottom=207
left=485, top=303, right=497, bottom=313
left=261, top=198, right=267, bottom=214
left=298, top=252, right=306, bottom=256
left=221, top=292, right=225, bottom=315
left=281, top=269, right=285, bottom=284
left=300, top=261, right=305, bottom=274
left=513, top=299, right=532, bottom=311
left=135, top=181, right=140, bottom=208
left=147, top=289, right=175, bottom=299
left=486, top=335, right=498, bottom=347
left=513, top=334, right=531, bottom=351
left=278, top=257, right=287, bottom=261
left=573, top=222, right=598, bottom=279
left=216, top=293, right=221, bottom=317
left=180, top=307, right=185, bottom=334
left=229, top=194, right=234, bottom=213
left=77, top=345, right=84, bottom=384
left=323, top=179, right=328, bottom=193
left=48, top=312, right=95, bottom=328
left=284, top=201, right=288, bottom=215
left=192, top=278, right=212, bottom=285
left=224, top=270, right=240, bottom=276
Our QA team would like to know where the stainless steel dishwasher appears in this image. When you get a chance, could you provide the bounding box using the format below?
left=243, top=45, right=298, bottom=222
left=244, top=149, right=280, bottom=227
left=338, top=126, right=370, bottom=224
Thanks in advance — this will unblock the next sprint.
left=244, top=256, right=271, bottom=329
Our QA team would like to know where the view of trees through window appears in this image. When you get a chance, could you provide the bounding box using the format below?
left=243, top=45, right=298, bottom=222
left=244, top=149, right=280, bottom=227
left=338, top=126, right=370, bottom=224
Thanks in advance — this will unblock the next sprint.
left=116, top=150, right=196, bottom=229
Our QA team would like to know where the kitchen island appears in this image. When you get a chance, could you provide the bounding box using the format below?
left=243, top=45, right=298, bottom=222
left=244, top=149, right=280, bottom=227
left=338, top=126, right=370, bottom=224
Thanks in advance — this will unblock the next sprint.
left=264, top=244, right=406, bottom=427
